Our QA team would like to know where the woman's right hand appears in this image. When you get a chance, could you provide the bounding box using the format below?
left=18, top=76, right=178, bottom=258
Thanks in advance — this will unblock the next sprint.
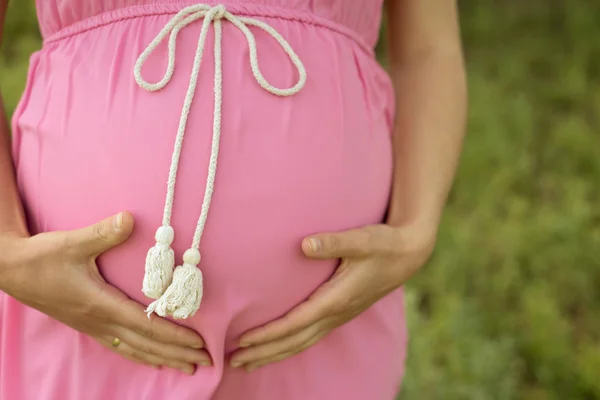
left=0, top=211, right=210, bottom=374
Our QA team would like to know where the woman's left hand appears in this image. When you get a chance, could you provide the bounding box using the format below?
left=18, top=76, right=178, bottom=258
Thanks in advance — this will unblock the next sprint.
left=230, top=222, right=437, bottom=372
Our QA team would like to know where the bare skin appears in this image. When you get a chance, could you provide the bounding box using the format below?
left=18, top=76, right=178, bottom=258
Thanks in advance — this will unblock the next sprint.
left=230, top=0, right=467, bottom=371
left=0, top=0, right=210, bottom=374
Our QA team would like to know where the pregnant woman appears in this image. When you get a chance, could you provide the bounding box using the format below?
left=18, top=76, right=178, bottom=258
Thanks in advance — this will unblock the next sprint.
left=0, top=0, right=466, bottom=399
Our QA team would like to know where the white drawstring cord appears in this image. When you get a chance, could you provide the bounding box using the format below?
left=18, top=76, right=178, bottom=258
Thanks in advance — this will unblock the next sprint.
left=134, top=4, right=306, bottom=319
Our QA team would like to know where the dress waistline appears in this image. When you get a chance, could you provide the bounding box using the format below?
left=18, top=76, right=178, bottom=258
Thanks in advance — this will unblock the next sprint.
left=42, top=2, right=375, bottom=56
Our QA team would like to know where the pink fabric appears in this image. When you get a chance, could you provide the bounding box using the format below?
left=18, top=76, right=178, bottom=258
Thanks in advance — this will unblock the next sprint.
left=1, top=1, right=407, bottom=399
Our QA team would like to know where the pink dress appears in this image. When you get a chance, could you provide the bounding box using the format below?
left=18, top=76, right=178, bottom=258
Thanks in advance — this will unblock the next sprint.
left=1, top=1, right=407, bottom=399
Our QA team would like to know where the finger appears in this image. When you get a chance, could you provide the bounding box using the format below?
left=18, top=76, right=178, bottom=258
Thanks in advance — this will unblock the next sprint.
left=302, top=226, right=384, bottom=260
left=97, top=337, right=160, bottom=368
left=231, top=323, right=324, bottom=367
left=63, top=211, right=135, bottom=258
left=244, top=331, right=327, bottom=372
left=114, top=327, right=212, bottom=366
left=97, top=337, right=160, bottom=369
left=238, top=289, right=335, bottom=347
left=92, top=283, right=206, bottom=349
left=112, top=297, right=205, bottom=349
left=98, top=337, right=196, bottom=375
left=127, top=354, right=160, bottom=369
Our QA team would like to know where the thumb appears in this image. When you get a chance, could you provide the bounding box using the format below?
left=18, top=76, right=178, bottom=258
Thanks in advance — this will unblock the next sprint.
left=302, top=227, right=379, bottom=260
left=65, top=211, right=135, bottom=258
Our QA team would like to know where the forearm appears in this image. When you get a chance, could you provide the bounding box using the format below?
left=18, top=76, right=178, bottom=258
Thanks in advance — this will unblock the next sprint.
left=387, top=50, right=466, bottom=230
left=385, top=0, right=467, bottom=232
left=0, top=0, right=28, bottom=238
left=0, top=97, right=28, bottom=237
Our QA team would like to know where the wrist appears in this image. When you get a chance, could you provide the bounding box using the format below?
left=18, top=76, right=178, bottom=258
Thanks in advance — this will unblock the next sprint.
left=387, top=209, right=441, bottom=238
left=0, top=233, right=29, bottom=291
left=388, top=216, right=439, bottom=260
left=0, top=218, right=30, bottom=241
left=385, top=188, right=445, bottom=233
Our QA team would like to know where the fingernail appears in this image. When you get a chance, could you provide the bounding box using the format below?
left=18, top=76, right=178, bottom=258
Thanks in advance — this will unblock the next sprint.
left=199, top=360, right=212, bottom=367
left=181, top=366, right=194, bottom=375
left=190, top=343, right=203, bottom=349
left=230, top=360, right=242, bottom=368
left=308, top=237, right=321, bottom=253
left=113, top=212, right=123, bottom=232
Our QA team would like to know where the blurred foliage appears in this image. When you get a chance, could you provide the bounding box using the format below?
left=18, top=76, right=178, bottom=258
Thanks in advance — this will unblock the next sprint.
left=0, top=1, right=40, bottom=117
left=399, top=1, right=600, bottom=399
left=1, top=1, right=599, bottom=399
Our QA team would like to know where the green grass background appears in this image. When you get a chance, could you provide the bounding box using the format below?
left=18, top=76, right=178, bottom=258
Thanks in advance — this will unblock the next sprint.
left=2, top=2, right=599, bottom=399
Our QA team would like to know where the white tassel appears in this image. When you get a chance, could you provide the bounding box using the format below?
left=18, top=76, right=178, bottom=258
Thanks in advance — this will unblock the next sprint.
left=135, top=4, right=306, bottom=320
left=142, top=226, right=175, bottom=299
left=145, top=248, right=204, bottom=319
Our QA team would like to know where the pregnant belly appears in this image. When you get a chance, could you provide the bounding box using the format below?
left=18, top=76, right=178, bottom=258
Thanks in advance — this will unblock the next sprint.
left=11, top=16, right=393, bottom=350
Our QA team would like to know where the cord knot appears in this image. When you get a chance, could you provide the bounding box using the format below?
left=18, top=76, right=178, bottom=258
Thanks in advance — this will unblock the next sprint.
left=213, top=4, right=226, bottom=19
